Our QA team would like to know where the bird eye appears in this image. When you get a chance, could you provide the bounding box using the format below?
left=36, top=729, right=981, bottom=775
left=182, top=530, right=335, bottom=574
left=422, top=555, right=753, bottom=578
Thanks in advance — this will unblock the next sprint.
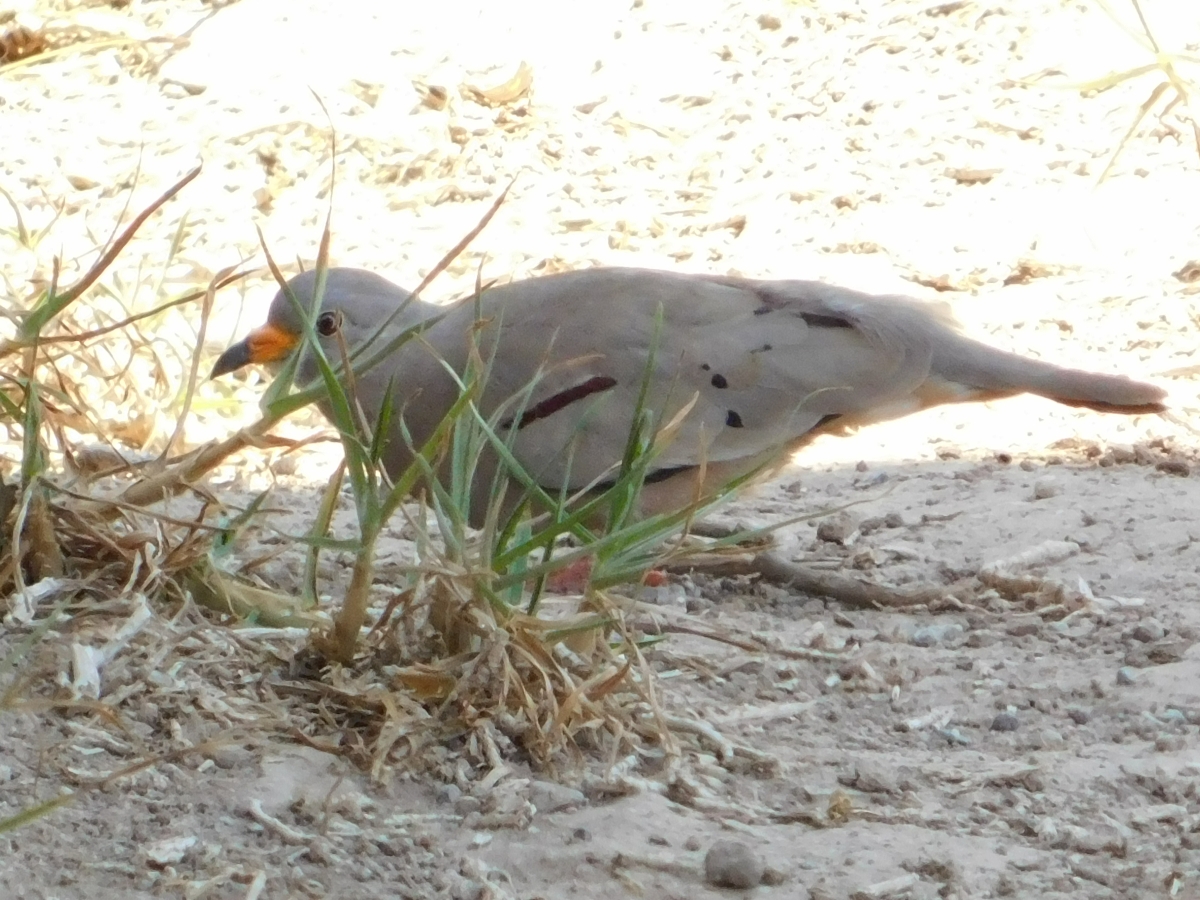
left=316, top=310, right=342, bottom=337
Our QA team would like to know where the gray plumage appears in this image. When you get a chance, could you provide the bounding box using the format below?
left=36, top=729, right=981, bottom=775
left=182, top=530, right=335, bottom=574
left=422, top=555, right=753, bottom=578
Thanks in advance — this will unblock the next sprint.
left=219, top=266, right=1166, bottom=524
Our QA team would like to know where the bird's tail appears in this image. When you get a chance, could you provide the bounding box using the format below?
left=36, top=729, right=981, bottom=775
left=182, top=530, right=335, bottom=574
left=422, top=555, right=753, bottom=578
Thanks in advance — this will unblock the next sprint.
left=929, top=334, right=1167, bottom=414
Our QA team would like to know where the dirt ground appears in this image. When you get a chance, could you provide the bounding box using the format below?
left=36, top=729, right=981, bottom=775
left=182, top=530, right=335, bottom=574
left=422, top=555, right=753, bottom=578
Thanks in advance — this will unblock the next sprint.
left=3, top=0, right=1200, bottom=897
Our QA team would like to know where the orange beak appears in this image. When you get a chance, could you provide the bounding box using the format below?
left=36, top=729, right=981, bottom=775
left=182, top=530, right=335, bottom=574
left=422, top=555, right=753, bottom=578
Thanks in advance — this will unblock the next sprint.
left=210, top=322, right=300, bottom=378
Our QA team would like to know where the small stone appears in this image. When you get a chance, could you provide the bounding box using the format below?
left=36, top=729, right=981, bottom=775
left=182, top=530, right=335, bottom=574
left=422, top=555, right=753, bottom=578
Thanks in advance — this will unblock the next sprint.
left=1116, top=667, right=1138, bottom=685
left=161, top=79, right=207, bottom=99
left=911, top=628, right=938, bottom=648
left=883, top=512, right=904, bottom=528
left=1156, top=733, right=1187, bottom=752
left=761, top=866, right=787, bottom=886
left=1131, top=619, right=1166, bottom=643
left=684, top=835, right=702, bottom=852
left=1037, top=728, right=1066, bottom=750
left=529, top=780, right=585, bottom=813
left=910, top=623, right=964, bottom=647
left=704, top=840, right=764, bottom=889
left=1148, top=640, right=1189, bottom=665
left=272, top=454, right=298, bottom=476
left=990, top=713, right=1019, bottom=732
left=1066, top=707, right=1091, bottom=725
left=859, top=516, right=885, bottom=534
left=843, top=761, right=898, bottom=794
left=435, top=783, right=462, bottom=805
left=1161, top=708, right=1188, bottom=725
left=143, top=835, right=197, bottom=868
left=454, top=795, right=482, bottom=816
left=1007, top=621, right=1041, bottom=638
left=570, top=827, right=592, bottom=843
left=816, top=513, right=856, bottom=544
left=1178, top=707, right=1200, bottom=727
left=1032, top=476, right=1060, bottom=500
left=1156, top=459, right=1190, bottom=477
left=1109, top=444, right=1137, bottom=464
left=210, top=745, right=254, bottom=770
left=66, top=174, right=100, bottom=191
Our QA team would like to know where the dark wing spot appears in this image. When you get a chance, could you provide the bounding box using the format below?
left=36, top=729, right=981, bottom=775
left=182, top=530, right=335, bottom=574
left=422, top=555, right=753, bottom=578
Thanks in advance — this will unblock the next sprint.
left=753, top=306, right=773, bottom=316
left=500, top=375, right=618, bottom=431
left=701, top=363, right=711, bottom=371
left=726, top=410, right=744, bottom=428
left=751, top=343, right=773, bottom=354
left=711, top=373, right=728, bottom=389
left=797, top=311, right=853, bottom=329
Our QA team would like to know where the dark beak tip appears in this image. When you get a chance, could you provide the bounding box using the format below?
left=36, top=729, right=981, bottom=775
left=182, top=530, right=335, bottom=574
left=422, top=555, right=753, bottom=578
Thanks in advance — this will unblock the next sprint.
left=210, top=341, right=252, bottom=379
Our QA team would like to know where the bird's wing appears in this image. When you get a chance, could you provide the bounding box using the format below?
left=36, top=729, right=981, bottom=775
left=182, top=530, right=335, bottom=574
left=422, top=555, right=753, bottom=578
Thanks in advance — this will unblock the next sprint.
left=443, top=269, right=940, bottom=492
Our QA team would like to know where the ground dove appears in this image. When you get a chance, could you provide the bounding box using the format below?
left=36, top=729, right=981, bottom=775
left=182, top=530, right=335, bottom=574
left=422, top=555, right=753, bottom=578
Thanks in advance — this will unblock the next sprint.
left=212, top=267, right=1166, bottom=524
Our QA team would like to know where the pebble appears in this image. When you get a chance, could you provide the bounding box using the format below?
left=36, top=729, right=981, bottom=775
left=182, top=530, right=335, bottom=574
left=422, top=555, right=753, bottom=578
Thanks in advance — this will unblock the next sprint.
left=453, top=796, right=482, bottom=816
left=990, top=712, right=1019, bottom=732
left=1007, top=621, right=1041, bottom=638
left=1156, top=459, right=1191, bottom=477
left=1130, top=618, right=1166, bottom=643
left=816, top=513, right=857, bottom=544
left=210, top=745, right=255, bottom=770
left=1116, top=667, right=1138, bottom=685
left=841, top=761, right=898, bottom=794
left=435, top=783, right=462, bottom=805
left=1037, top=728, right=1066, bottom=750
left=910, top=623, right=963, bottom=647
left=272, top=454, right=299, bottom=476
left=1161, top=708, right=1188, bottom=725
left=761, top=866, right=787, bottom=886
left=1032, top=476, right=1060, bottom=500
left=684, top=836, right=702, bottom=852
left=1109, top=444, right=1138, bottom=464
left=965, top=630, right=998, bottom=649
left=528, top=780, right=585, bottom=813
left=704, top=840, right=764, bottom=889
left=1156, top=733, right=1187, bottom=752
left=1066, top=707, right=1091, bottom=725
left=143, top=835, right=197, bottom=867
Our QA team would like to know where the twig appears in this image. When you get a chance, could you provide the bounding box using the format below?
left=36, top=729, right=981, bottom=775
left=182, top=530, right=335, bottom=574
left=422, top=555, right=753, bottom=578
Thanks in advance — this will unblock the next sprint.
left=671, top=550, right=966, bottom=609
left=245, top=798, right=315, bottom=844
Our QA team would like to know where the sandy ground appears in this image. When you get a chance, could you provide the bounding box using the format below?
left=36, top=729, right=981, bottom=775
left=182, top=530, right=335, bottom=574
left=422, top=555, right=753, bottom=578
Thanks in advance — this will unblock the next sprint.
left=3, top=0, right=1200, bottom=897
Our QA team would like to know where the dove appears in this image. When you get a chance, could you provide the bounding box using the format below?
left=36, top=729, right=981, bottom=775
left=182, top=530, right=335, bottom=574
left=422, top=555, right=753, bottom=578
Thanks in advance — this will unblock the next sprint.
left=212, top=267, right=1166, bottom=525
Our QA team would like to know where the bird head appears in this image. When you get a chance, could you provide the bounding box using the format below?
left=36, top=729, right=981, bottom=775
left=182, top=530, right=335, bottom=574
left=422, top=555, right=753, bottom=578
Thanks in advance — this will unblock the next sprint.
left=210, top=268, right=417, bottom=379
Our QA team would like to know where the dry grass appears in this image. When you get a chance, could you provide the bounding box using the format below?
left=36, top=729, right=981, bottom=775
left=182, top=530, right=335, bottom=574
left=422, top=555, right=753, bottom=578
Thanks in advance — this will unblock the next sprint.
left=1029, top=0, right=1200, bottom=182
